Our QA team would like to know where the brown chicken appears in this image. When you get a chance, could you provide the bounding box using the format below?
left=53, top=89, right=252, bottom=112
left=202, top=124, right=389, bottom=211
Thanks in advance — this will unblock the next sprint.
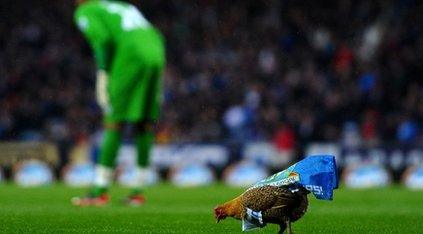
left=214, top=184, right=309, bottom=233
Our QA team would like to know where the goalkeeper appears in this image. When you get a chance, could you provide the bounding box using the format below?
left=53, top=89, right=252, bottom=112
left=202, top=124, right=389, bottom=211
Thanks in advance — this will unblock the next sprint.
left=72, top=0, right=165, bottom=206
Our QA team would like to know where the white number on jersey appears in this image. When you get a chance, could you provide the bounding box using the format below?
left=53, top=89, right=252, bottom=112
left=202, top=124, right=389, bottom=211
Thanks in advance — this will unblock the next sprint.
left=77, top=16, right=89, bottom=31
left=103, top=3, right=150, bottom=31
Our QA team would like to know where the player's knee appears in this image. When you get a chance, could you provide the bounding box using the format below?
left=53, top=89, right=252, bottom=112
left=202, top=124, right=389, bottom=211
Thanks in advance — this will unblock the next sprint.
left=104, top=122, right=123, bottom=131
left=136, top=121, right=155, bottom=133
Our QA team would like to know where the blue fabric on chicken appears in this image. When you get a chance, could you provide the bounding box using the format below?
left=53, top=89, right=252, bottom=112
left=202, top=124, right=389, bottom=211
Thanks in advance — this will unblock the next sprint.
left=251, top=155, right=338, bottom=200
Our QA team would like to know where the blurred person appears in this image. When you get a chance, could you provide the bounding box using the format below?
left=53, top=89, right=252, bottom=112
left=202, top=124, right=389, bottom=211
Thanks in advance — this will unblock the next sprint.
left=397, top=118, right=419, bottom=145
left=272, top=123, right=296, bottom=166
left=223, top=104, right=254, bottom=143
left=341, top=122, right=362, bottom=149
left=361, top=110, right=380, bottom=147
left=71, top=0, right=165, bottom=206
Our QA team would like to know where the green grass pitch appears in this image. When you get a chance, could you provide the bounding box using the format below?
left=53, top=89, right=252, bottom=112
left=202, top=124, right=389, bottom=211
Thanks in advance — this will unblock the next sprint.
left=0, top=183, right=422, bottom=233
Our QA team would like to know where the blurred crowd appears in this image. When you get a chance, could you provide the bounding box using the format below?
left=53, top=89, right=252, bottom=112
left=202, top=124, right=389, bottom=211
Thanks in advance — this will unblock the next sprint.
left=0, top=0, right=422, bottom=158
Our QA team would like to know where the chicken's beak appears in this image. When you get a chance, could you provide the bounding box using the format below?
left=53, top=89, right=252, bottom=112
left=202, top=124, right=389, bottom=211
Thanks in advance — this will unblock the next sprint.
left=215, top=215, right=224, bottom=223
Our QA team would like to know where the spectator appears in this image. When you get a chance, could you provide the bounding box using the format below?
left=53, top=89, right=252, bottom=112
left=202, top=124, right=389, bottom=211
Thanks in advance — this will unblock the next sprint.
left=0, top=0, right=421, bottom=164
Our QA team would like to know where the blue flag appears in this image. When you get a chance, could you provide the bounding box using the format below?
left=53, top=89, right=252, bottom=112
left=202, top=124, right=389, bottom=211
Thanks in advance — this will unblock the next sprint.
left=250, top=155, right=338, bottom=200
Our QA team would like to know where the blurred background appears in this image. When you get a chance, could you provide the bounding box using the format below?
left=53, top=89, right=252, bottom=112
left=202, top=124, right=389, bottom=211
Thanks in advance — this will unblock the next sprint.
left=0, top=0, right=422, bottom=189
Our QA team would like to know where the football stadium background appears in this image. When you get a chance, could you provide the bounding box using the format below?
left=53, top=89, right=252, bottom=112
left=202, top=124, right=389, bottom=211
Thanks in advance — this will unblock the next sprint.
left=0, top=0, right=422, bottom=233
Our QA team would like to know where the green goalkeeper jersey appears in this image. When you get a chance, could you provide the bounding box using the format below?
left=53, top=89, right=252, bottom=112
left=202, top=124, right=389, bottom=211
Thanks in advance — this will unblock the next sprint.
left=74, top=0, right=165, bottom=123
left=74, top=0, right=160, bottom=70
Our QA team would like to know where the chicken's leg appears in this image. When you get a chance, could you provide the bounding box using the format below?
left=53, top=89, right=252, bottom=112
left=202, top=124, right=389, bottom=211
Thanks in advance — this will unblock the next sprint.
left=286, top=219, right=292, bottom=234
left=278, top=223, right=286, bottom=234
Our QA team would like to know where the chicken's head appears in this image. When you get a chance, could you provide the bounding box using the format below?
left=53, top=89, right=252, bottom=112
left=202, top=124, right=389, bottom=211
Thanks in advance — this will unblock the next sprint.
left=214, top=206, right=228, bottom=223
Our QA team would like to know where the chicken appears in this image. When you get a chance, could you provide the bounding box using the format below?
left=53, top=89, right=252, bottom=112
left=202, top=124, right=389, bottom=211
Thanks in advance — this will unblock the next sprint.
left=214, top=184, right=309, bottom=234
